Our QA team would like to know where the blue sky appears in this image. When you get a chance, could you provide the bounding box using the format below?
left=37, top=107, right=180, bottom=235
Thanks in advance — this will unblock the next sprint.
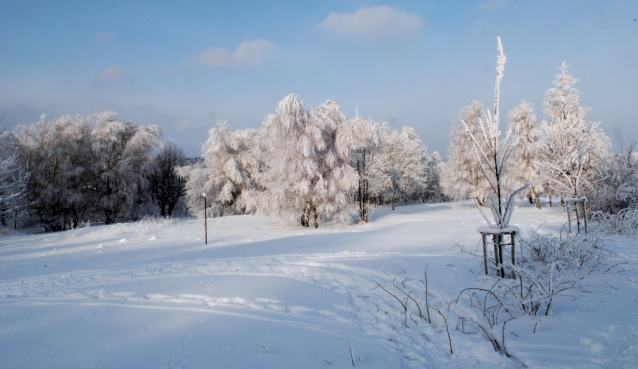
left=1, top=0, right=636, bottom=157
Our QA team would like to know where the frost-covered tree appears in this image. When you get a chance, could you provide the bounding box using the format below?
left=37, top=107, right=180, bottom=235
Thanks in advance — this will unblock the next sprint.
left=339, top=115, right=380, bottom=222
left=536, top=63, right=610, bottom=200
left=462, top=37, right=528, bottom=229
left=506, top=101, right=543, bottom=208
left=0, top=132, right=31, bottom=230
left=370, top=125, right=429, bottom=210
left=257, top=94, right=357, bottom=227
left=586, top=139, right=638, bottom=213
left=13, top=112, right=161, bottom=231
left=442, top=101, right=491, bottom=204
left=14, top=114, right=92, bottom=231
left=149, top=141, right=186, bottom=217
left=88, top=112, right=161, bottom=224
left=423, top=151, right=445, bottom=203
left=182, top=121, right=259, bottom=218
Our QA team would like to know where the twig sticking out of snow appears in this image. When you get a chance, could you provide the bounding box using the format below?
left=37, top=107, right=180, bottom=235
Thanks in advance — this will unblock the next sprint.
left=348, top=340, right=355, bottom=366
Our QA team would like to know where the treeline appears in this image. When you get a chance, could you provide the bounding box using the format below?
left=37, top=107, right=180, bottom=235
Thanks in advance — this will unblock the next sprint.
left=0, top=96, right=445, bottom=232
left=180, top=94, right=444, bottom=227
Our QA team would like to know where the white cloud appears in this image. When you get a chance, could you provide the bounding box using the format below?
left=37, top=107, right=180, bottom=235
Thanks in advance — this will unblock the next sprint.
left=192, top=39, right=275, bottom=68
left=94, top=66, right=135, bottom=84
left=315, top=6, right=423, bottom=41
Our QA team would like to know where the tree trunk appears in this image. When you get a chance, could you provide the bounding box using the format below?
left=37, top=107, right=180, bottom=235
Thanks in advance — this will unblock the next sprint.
left=301, top=204, right=307, bottom=227
left=533, top=187, right=541, bottom=209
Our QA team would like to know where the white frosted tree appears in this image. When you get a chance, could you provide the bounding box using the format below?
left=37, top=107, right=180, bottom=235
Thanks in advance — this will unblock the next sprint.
left=0, top=132, right=31, bottom=229
left=89, top=112, right=162, bottom=223
left=370, top=125, right=429, bottom=210
left=181, top=121, right=259, bottom=218
left=257, top=94, right=357, bottom=227
left=462, top=37, right=528, bottom=230
left=13, top=112, right=161, bottom=230
left=423, top=151, right=445, bottom=203
left=536, top=63, right=610, bottom=200
left=506, top=100, right=543, bottom=208
left=14, top=114, right=92, bottom=231
left=442, top=101, right=491, bottom=204
left=339, top=115, right=380, bottom=222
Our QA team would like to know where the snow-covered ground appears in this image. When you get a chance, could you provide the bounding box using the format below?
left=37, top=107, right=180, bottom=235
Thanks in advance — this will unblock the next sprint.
left=1, top=202, right=636, bottom=368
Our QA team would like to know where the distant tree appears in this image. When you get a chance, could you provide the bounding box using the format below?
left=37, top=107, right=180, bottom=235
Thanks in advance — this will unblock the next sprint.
left=371, top=125, right=429, bottom=210
left=442, top=101, right=491, bottom=204
left=13, top=112, right=161, bottom=231
left=339, top=115, right=380, bottom=222
left=586, top=138, right=638, bottom=213
left=14, top=114, right=92, bottom=231
left=181, top=121, right=259, bottom=218
left=0, top=132, right=31, bottom=229
left=422, top=151, right=445, bottom=203
left=506, top=100, right=543, bottom=208
left=149, top=142, right=186, bottom=217
left=88, top=112, right=161, bottom=224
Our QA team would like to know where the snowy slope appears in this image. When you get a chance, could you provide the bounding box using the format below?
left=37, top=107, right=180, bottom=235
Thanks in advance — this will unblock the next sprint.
left=0, top=202, right=636, bottom=368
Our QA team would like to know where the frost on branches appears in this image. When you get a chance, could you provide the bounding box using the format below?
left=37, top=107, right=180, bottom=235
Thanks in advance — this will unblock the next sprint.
left=536, top=63, right=610, bottom=200
left=257, top=94, right=358, bottom=227
left=180, top=121, right=259, bottom=218
left=460, top=37, right=528, bottom=229
left=178, top=94, right=436, bottom=227
left=0, top=132, right=30, bottom=230
left=442, top=101, right=491, bottom=204
left=506, top=101, right=543, bottom=208
left=371, top=125, right=429, bottom=210
left=13, top=112, right=161, bottom=231
left=339, top=115, right=380, bottom=222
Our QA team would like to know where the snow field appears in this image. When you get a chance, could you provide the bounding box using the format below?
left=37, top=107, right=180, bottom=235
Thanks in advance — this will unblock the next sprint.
left=0, top=202, right=636, bottom=368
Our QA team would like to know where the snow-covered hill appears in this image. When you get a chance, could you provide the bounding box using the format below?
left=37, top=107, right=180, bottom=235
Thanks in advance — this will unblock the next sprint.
left=1, top=202, right=636, bottom=368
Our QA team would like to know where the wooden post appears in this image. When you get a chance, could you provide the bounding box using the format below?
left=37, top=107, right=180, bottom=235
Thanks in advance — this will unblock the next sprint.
left=492, top=234, right=503, bottom=277
left=510, top=232, right=516, bottom=279
left=583, top=203, right=588, bottom=234
left=482, top=233, right=488, bottom=275
left=203, top=193, right=208, bottom=245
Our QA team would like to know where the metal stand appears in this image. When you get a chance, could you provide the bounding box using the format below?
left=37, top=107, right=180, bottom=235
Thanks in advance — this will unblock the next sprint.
left=479, top=228, right=517, bottom=278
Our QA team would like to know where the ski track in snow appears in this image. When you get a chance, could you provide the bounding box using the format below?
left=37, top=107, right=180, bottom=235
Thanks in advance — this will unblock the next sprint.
left=0, top=250, right=506, bottom=367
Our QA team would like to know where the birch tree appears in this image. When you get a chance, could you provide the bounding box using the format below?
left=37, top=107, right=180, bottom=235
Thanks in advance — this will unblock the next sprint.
left=462, top=37, right=528, bottom=229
